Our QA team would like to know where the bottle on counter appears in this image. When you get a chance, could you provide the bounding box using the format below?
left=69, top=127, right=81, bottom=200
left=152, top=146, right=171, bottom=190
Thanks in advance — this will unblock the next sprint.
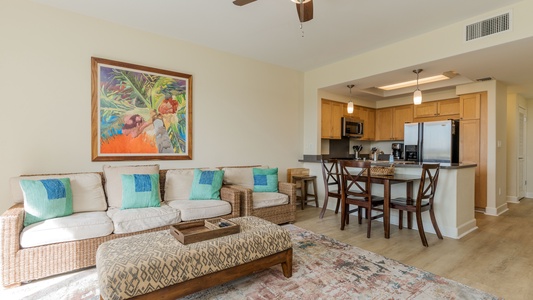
left=389, top=154, right=394, bottom=163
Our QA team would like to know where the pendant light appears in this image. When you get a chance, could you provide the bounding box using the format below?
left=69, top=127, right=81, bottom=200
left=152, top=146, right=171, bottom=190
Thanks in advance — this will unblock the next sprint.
left=347, top=84, right=354, bottom=114
left=413, top=69, right=423, bottom=105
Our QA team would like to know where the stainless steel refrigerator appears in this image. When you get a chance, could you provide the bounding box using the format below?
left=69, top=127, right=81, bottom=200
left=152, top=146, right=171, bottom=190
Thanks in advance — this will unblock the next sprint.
left=404, top=120, right=460, bottom=163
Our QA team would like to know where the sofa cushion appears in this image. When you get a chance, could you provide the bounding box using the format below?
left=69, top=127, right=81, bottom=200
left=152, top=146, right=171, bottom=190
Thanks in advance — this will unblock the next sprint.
left=253, top=168, right=279, bottom=192
left=103, top=165, right=160, bottom=209
left=252, top=192, right=289, bottom=209
left=20, top=178, right=74, bottom=226
left=190, top=169, right=224, bottom=200
left=20, top=211, right=114, bottom=248
left=121, top=174, right=161, bottom=209
left=10, top=173, right=107, bottom=213
left=106, top=203, right=180, bottom=234
left=166, top=200, right=232, bottom=221
left=164, top=169, right=195, bottom=201
left=221, top=166, right=267, bottom=189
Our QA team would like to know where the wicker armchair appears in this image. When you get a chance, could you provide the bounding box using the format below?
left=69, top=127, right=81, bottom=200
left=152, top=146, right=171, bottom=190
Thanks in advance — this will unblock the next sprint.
left=220, top=166, right=296, bottom=224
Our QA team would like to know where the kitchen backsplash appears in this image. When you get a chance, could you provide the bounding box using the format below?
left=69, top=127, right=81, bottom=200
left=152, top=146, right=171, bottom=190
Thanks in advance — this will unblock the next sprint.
left=322, top=138, right=402, bottom=157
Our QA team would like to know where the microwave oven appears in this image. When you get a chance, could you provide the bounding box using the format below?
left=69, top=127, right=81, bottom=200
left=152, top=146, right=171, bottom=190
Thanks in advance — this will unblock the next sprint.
left=342, top=117, right=364, bottom=138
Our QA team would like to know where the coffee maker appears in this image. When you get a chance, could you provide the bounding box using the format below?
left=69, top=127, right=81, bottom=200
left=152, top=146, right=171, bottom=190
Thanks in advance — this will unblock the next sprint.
left=392, top=143, right=403, bottom=160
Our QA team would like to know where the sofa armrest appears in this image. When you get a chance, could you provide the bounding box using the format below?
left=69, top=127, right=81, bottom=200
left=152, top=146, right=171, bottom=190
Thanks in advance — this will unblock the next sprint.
left=220, top=186, right=241, bottom=218
left=224, top=185, right=253, bottom=217
left=278, top=182, right=296, bottom=205
left=1, top=203, right=24, bottom=285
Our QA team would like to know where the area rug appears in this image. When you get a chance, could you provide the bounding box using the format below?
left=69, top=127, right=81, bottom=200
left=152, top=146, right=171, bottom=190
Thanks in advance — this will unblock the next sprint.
left=0, top=224, right=499, bottom=300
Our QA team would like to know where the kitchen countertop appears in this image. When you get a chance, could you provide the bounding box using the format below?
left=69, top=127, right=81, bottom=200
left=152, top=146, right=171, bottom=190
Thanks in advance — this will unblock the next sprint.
left=299, top=155, right=477, bottom=169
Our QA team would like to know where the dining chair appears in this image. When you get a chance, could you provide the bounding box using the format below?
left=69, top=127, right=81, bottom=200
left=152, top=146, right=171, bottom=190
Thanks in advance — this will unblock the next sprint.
left=339, top=160, right=384, bottom=238
left=389, top=163, right=443, bottom=247
left=319, top=158, right=341, bottom=219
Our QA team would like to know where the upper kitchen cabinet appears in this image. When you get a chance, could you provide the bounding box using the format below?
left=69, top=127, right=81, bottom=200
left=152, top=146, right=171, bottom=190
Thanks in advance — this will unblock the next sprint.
left=413, top=98, right=460, bottom=121
left=375, top=105, right=413, bottom=141
left=321, top=99, right=344, bottom=139
left=351, top=106, right=375, bottom=140
left=460, top=93, right=481, bottom=120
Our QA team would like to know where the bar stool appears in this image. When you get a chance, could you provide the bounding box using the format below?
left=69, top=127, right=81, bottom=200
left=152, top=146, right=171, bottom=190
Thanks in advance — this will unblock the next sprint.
left=287, top=168, right=318, bottom=210
left=291, top=175, right=318, bottom=210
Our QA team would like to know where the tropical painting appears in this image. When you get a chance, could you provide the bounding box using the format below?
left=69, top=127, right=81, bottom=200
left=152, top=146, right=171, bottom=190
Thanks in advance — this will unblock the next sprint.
left=91, top=57, right=192, bottom=161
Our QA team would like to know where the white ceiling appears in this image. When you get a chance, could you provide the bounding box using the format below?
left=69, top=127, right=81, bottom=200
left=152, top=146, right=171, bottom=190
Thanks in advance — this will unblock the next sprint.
left=34, top=0, right=533, bottom=100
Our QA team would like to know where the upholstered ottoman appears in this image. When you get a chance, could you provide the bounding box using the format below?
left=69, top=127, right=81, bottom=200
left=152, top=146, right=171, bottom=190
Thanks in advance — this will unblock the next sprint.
left=96, top=216, right=293, bottom=300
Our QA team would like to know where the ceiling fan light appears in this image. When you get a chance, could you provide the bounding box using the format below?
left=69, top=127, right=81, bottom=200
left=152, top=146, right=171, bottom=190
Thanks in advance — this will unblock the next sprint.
left=413, top=89, right=422, bottom=105
left=347, top=101, right=354, bottom=114
left=291, top=0, right=311, bottom=3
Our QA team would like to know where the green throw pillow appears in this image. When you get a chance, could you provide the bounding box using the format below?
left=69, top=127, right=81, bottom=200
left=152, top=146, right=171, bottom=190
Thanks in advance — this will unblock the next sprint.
left=253, top=168, right=279, bottom=192
left=121, top=174, right=161, bottom=209
left=20, top=178, right=73, bottom=227
left=189, top=169, right=224, bottom=200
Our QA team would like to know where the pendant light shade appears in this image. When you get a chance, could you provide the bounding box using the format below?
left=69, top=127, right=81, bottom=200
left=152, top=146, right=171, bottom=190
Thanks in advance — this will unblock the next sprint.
left=413, top=69, right=423, bottom=105
left=347, top=101, right=354, bottom=114
left=413, top=89, right=422, bottom=105
left=347, top=84, right=355, bottom=113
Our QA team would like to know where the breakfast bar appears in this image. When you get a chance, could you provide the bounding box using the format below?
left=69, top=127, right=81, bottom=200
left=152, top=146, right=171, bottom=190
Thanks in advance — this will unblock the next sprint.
left=301, top=157, right=478, bottom=239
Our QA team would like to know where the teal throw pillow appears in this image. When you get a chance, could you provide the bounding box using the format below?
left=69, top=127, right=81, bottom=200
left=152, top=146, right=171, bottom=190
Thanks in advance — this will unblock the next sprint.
left=253, top=168, right=279, bottom=192
left=189, top=169, right=225, bottom=200
left=121, top=174, right=161, bottom=209
left=20, top=178, right=73, bottom=227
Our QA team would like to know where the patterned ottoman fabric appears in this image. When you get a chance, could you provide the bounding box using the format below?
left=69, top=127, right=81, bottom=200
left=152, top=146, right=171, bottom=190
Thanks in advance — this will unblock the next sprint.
left=96, top=216, right=292, bottom=300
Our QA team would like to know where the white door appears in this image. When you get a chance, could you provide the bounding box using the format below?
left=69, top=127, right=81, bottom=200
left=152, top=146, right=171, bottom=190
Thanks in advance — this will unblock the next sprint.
left=518, top=107, right=526, bottom=199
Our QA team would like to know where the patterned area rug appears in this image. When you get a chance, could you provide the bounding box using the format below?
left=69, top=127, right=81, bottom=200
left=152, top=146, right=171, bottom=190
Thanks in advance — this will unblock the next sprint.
left=0, top=224, right=499, bottom=300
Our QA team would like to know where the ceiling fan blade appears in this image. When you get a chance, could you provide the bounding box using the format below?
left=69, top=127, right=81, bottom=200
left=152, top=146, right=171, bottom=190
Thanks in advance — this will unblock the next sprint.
left=296, top=0, right=313, bottom=22
left=233, top=0, right=257, bottom=6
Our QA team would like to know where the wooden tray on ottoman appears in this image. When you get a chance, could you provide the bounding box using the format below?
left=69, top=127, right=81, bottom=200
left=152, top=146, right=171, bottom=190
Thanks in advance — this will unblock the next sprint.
left=170, top=218, right=240, bottom=245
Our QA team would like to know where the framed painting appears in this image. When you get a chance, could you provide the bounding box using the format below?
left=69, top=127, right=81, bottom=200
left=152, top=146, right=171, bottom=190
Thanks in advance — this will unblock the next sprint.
left=91, top=57, right=192, bottom=161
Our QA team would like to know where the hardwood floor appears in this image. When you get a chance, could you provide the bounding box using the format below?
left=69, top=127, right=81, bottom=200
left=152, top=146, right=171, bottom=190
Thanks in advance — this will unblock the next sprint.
left=293, top=198, right=533, bottom=300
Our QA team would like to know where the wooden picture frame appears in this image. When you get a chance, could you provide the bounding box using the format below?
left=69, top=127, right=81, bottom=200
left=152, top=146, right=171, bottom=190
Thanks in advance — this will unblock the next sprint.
left=91, top=57, right=192, bottom=161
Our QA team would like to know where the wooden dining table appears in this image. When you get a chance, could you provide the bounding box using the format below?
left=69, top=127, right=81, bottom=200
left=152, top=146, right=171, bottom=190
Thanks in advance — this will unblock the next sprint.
left=366, top=174, right=421, bottom=238
left=339, top=172, right=422, bottom=238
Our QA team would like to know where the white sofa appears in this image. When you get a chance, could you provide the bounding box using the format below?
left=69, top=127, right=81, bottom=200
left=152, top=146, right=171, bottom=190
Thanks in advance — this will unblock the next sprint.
left=0, top=166, right=240, bottom=287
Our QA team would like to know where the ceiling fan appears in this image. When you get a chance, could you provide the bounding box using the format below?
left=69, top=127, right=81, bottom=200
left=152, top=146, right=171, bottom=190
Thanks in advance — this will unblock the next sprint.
left=232, top=0, right=314, bottom=22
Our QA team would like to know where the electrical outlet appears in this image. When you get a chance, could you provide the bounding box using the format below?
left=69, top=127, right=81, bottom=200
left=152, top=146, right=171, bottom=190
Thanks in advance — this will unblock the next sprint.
left=498, top=188, right=502, bottom=195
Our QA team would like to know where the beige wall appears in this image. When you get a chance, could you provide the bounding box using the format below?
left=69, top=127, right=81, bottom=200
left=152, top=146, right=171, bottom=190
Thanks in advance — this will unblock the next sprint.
left=0, top=0, right=303, bottom=213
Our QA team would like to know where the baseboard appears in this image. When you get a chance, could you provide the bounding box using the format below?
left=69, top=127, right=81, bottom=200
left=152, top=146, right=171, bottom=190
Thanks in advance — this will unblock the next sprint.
left=484, top=203, right=509, bottom=216
left=506, top=195, right=520, bottom=204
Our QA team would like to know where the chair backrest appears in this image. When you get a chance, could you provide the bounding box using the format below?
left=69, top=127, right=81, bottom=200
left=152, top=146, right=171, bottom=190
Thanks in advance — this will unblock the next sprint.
left=416, top=163, right=440, bottom=208
left=339, top=160, right=372, bottom=200
left=287, top=168, right=309, bottom=183
left=320, top=158, right=340, bottom=195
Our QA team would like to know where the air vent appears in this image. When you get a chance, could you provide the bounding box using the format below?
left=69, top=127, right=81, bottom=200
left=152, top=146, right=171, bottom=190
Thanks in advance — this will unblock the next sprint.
left=465, top=12, right=510, bottom=41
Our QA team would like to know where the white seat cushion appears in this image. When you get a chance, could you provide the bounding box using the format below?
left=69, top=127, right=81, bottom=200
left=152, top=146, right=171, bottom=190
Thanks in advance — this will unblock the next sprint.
left=252, top=192, right=289, bottom=209
left=166, top=200, right=231, bottom=221
left=106, top=204, right=180, bottom=234
left=20, top=212, right=114, bottom=248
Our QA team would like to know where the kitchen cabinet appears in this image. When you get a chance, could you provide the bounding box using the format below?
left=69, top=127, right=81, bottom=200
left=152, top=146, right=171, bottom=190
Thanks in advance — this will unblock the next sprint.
left=413, top=98, right=460, bottom=121
left=375, top=105, right=413, bottom=140
left=458, top=92, right=487, bottom=209
left=321, top=99, right=344, bottom=139
left=351, top=106, right=375, bottom=140
left=460, top=93, right=481, bottom=120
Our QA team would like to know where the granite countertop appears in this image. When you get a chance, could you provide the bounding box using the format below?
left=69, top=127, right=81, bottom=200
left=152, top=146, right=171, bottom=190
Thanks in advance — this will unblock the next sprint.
left=299, top=155, right=477, bottom=169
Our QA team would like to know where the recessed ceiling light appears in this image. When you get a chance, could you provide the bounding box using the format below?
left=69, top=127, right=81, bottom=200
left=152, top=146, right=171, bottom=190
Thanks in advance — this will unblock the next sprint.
left=378, top=71, right=457, bottom=91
